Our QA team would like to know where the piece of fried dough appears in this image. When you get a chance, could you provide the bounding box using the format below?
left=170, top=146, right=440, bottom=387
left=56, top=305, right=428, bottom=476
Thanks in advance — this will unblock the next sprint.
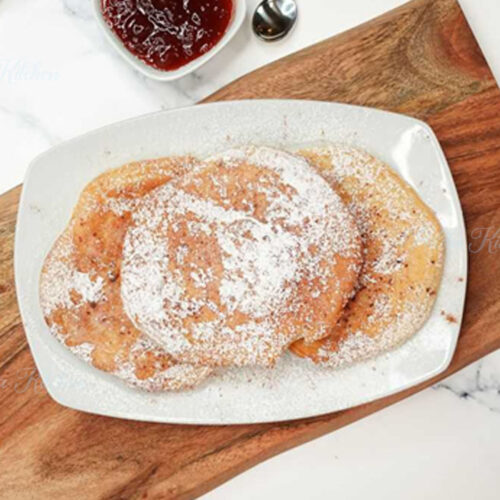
left=121, top=146, right=362, bottom=367
left=290, top=145, right=445, bottom=367
left=40, top=157, right=212, bottom=391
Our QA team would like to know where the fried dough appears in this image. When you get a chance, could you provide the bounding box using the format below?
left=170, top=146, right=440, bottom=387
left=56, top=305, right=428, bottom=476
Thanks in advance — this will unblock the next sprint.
left=290, top=145, right=445, bottom=367
left=121, top=147, right=362, bottom=367
left=40, top=157, right=212, bottom=391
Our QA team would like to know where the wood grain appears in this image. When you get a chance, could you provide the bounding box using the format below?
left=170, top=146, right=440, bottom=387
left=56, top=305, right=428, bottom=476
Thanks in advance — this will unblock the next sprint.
left=1, top=0, right=500, bottom=498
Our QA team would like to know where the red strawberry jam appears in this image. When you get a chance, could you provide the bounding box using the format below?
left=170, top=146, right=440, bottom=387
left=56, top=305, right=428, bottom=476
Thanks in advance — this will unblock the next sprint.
left=101, top=0, right=233, bottom=71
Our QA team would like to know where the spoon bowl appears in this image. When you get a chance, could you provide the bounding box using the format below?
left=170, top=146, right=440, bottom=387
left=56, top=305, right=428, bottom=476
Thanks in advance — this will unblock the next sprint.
left=252, top=0, right=298, bottom=42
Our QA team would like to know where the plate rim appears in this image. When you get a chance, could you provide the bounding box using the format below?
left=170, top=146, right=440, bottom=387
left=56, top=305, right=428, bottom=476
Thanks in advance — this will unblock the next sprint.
left=14, top=99, right=468, bottom=424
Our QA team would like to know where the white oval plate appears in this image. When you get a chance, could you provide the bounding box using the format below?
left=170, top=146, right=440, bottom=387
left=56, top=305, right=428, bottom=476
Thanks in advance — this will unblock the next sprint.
left=15, top=100, right=467, bottom=424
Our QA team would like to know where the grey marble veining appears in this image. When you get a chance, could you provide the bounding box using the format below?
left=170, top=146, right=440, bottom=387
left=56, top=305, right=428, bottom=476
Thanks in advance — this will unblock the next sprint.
left=435, top=350, right=500, bottom=414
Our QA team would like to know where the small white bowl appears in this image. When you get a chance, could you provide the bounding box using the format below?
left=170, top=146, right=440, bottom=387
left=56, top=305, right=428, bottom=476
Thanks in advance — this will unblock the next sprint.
left=92, top=0, right=246, bottom=81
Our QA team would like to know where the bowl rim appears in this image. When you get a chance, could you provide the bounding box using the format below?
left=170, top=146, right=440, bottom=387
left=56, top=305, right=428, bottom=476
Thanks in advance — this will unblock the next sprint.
left=92, top=0, right=246, bottom=81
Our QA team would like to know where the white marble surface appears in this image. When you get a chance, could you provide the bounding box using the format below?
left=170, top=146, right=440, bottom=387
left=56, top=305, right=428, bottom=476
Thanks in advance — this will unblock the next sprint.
left=203, top=350, right=500, bottom=500
left=1, top=0, right=499, bottom=499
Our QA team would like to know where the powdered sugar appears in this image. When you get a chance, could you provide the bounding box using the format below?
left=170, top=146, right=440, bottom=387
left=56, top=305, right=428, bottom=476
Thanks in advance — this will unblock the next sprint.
left=113, top=335, right=212, bottom=392
left=39, top=157, right=213, bottom=392
left=40, top=232, right=104, bottom=316
left=291, top=144, right=445, bottom=368
left=316, top=298, right=429, bottom=368
left=121, top=146, right=361, bottom=367
left=371, top=239, right=406, bottom=276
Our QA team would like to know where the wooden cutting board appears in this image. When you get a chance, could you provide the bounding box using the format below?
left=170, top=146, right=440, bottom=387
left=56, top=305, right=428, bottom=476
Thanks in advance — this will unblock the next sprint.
left=1, top=0, right=500, bottom=497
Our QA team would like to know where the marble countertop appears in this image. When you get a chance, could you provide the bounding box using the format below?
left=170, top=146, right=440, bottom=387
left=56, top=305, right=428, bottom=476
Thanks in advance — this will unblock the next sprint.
left=1, top=1, right=499, bottom=499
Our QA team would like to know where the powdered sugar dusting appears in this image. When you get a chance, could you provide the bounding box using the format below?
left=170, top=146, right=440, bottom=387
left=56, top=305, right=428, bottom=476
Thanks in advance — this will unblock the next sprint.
left=52, top=324, right=96, bottom=364
left=113, top=335, right=212, bottom=392
left=121, top=146, right=361, bottom=367
left=39, top=157, right=213, bottom=391
left=40, top=232, right=104, bottom=316
left=291, top=144, right=445, bottom=368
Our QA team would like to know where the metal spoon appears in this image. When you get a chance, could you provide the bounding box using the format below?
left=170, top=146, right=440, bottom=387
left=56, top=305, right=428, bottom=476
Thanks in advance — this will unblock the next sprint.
left=252, top=0, right=298, bottom=42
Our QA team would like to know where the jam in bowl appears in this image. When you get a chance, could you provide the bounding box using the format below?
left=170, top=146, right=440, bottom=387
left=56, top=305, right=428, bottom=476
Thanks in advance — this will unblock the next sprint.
left=94, top=0, right=245, bottom=80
